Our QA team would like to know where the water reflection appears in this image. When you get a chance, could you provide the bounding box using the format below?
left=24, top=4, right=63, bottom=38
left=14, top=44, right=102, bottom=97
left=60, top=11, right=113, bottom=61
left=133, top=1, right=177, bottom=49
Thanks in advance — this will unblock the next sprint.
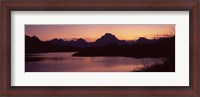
left=25, top=52, right=163, bottom=72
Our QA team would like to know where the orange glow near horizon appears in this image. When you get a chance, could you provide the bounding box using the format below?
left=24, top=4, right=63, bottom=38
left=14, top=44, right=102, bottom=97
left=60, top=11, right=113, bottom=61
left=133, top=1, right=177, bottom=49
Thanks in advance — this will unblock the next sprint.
left=25, top=24, right=175, bottom=42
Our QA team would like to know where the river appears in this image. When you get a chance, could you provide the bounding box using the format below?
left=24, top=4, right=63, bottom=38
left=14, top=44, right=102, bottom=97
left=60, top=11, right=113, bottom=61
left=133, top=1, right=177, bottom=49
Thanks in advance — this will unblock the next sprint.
left=25, top=52, right=162, bottom=72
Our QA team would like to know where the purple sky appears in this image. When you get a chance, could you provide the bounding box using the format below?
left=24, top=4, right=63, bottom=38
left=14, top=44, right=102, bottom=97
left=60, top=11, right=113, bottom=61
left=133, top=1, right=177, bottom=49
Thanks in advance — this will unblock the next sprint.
left=25, top=24, right=175, bottom=42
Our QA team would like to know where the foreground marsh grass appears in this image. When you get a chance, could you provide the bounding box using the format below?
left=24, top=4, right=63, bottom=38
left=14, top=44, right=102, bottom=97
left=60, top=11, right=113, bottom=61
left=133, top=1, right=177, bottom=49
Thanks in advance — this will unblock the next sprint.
left=132, top=57, right=175, bottom=72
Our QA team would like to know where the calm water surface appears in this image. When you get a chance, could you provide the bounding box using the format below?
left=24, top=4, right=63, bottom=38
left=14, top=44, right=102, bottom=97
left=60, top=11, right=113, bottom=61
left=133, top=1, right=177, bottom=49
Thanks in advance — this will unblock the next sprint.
left=25, top=52, right=162, bottom=72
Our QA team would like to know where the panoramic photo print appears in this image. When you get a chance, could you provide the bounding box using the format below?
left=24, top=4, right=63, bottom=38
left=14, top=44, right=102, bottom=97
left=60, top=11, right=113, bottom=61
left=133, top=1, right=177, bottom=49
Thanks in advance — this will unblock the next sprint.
left=25, top=24, right=175, bottom=72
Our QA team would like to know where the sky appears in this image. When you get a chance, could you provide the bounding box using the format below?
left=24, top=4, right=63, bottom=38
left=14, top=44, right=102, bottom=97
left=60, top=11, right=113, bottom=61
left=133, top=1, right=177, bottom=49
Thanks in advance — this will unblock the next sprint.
left=25, top=24, right=175, bottom=42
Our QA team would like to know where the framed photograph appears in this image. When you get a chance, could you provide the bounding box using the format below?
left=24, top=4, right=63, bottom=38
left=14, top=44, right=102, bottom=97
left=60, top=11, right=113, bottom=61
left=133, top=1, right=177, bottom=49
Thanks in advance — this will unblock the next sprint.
left=1, top=0, right=199, bottom=96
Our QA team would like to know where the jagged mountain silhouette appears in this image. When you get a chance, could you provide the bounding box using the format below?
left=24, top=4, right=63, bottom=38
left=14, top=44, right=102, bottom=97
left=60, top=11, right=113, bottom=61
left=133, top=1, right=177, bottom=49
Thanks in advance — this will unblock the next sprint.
left=26, top=33, right=170, bottom=49
left=47, top=33, right=127, bottom=47
left=92, top=33, right=126, bottom=47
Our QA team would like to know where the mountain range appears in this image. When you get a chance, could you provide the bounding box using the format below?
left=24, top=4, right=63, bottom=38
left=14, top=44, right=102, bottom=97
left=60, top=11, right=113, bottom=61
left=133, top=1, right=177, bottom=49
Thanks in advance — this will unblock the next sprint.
left=25, top=33, right=175, bottom=58
left=43, top=33, right=168, bottom=48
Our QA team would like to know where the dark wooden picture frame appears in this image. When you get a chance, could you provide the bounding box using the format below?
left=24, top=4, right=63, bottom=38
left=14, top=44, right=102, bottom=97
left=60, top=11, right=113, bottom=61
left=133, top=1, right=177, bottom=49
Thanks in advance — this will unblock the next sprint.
left=0, top=0, right=199, bottom=96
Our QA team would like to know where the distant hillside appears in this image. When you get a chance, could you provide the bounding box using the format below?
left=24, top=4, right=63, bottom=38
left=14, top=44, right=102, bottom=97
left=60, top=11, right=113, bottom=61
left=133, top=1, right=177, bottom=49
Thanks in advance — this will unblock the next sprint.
left=46, top=38, right=89, bottom=48
left=73, top=36, right=175, bottom=58
left=25, top=33, right=175, bottom=58
left=45, top=33, right=169, bottom=48
left=25, top=35, right=78, bottom=53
